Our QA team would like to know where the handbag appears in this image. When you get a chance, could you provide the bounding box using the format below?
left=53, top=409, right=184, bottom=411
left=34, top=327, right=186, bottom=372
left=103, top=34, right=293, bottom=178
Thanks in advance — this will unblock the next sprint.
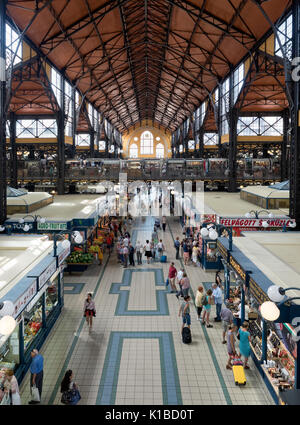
left=31, top=385, right=40, bottom=402
left=165, top=278, right=169, bottom=287
left=61, top=388, right=81, bottom=405
left=0, top=393, right=10, bottom=405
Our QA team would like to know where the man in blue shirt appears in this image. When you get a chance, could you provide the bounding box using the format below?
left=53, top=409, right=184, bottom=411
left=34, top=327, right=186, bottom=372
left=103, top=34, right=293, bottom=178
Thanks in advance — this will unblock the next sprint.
left=212, top=283, right=223, bottom=322
left=29, top=349, right=44, bottom=404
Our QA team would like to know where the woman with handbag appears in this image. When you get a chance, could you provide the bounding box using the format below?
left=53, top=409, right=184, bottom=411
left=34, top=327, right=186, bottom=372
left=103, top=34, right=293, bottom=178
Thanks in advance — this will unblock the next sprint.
left=60, top=370, right=81, bottom=405
left=83, top=293, right=96, bottom=333
left=4, top=369, right=21, bottom=405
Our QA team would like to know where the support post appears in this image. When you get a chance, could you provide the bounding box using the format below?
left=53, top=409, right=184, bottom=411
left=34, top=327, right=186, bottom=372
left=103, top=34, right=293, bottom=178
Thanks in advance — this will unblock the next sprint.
left=199, top=128, right=204, bottom=158
left=290, top=0, right=300, bottom=228
left=281, top=109, right=289, bottom=181
left=57, top=74, right=65, bottom=195
left=9, top=112, right=17, bottom=188
left=261, top=318, right=268, bottom=363
left=0, top=0, right=7, bottom=224
left=240, top=283, right=245, bottom=324
left=71, top=87, right=76, bottom=158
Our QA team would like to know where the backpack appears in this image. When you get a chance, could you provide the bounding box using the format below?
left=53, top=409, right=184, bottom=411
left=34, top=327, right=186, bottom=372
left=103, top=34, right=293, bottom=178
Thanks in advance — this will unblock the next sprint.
left=201, top=294, right=208, bottom=306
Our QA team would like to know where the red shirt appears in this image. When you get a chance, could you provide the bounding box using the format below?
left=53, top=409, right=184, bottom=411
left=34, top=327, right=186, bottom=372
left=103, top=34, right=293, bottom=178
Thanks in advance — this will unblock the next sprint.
left=106, top=236, right=112, bottom=245
left=168, top=266, right=177, bottom=279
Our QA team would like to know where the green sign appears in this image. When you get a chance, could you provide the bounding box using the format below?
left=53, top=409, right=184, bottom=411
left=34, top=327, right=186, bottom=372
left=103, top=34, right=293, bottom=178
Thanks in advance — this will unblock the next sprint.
left=37, top=222, right=67, bottom=231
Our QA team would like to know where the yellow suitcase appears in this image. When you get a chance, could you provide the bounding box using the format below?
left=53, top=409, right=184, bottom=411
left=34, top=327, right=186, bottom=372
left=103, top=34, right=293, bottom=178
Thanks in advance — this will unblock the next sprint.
left=232, top=365, right=246, bottom=386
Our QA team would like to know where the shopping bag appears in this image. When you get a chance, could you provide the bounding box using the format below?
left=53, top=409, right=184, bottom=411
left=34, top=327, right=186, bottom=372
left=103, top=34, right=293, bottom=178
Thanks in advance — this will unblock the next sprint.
left=31, top=385, right=40, bottom=402
left=0, top=393, right=11, bottom=405
left=61, top=390, right=72, bottom=405
left=165, top=278, right=169, bottom=287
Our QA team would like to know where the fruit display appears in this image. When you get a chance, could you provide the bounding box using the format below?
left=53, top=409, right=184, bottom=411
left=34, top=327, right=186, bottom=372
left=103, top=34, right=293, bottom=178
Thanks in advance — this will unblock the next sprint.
left=67, top=252, right=94, bottom=264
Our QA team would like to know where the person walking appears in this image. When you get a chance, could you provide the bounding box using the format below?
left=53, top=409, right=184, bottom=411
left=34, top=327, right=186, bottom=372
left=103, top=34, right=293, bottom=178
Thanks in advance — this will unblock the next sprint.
left=212, top=283, right=223, bottom=322
left=182, top=240, right=190, bottom=265
left=83, top=292, right=96, bottom=332
left=195, top=286, right=204, bottom=321
left=4, top=369, right=21, bottom=405
left=157, top=239, right=165, bottom=260
left=28, top=349, right=44, bottom=404
left=129, top=243, right=135, bottom=266
left=226, top=325, right=237, bottom=370
left=202, top=289, right=214, bottom=328
left=238, top=322, right=251, bottom=369
left=174, top=237, right=180, bottom=259
left=215, top=270, right=222, bottom=287
left=162, top=216, right=166, bottom=232
left=123, top=244, right=129, bottom=268
left=119, top=244, right=125, bottom=266
left=168, top=262, right=177, bottom=293
left=106, top=234, right=113, bottom=254
left=179, top=295, right=192, bottom=333
left=220, top=305, right=234, bottom=344
left=192, top=244, right=199, bottom=266
left=60, top=370, right=81, bottom=405
left=144, top=240, right=152, bottom=264
left=180, top=272, right=190, bottom=297
left=135, top=240, right=143, bottom=265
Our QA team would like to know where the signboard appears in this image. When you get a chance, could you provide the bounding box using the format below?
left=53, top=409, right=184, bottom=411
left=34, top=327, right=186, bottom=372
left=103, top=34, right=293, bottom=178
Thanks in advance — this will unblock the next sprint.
left=249, top=277, right=269, bottom=304
left=13, top=279, right=37, bottom=318
left=58, top=245, right=70, bottom=266
left=37, top=222, right=67, bottom=231
left=38, top=260, right=57, bottom=290
left=229, top=255, right=246, bottom=281
left=217, top=240, right=228, bottom=260
left=218, top=217, right=296, bottom=228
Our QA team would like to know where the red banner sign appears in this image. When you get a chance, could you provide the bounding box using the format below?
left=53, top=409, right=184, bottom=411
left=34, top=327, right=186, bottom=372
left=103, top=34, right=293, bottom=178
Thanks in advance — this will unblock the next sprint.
left=218, top=217, right=295, bottom=228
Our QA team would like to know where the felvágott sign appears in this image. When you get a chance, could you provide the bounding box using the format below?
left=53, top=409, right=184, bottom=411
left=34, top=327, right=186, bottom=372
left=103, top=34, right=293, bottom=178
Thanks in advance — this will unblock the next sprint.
left=218, top=217, right=296, bottom=228
left=38, top=260, right=57, bottom=289
left=13, top=280, right=37, bottom=318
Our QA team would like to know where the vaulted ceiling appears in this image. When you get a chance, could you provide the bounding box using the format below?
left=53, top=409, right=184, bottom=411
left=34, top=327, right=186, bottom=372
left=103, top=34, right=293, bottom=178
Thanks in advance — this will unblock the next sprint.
left=7, top=0, right=291, bottom=132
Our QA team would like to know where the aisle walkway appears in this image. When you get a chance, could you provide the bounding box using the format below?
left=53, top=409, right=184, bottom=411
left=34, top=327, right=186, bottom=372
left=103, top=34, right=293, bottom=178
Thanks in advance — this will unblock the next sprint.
left=19, top=217, right=274, bottom=405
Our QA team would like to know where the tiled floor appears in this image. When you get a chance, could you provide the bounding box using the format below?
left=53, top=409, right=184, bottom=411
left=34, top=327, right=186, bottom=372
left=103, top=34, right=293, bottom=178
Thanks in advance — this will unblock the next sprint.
left=19, top=216, right=275, bottom=405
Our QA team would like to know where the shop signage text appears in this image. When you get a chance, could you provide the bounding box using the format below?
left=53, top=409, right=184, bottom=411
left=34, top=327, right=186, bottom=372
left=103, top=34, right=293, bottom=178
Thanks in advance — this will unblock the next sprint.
left=38, top=261, right=57, bottom=289
left=10, top=223, right=34, bottom=231
left=249, top=277, right=269, bottom=304
left=219, top=217, right=296, bottom=228
left=37, top=222, right=67, bottom=231
left=13, top=280, right=37, bottom=318
left=217, top=240, right=228, bottom=260
left=229, top=256, right=246, bottom=281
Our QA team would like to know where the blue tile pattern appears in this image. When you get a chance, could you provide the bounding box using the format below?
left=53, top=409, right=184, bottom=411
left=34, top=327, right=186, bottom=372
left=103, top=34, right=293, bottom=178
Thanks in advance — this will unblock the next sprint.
left=64, top=283, right=85, bottom=294
left=110, top=268, right=170, bottom=315
left=96, top=331, right=182, bottom=405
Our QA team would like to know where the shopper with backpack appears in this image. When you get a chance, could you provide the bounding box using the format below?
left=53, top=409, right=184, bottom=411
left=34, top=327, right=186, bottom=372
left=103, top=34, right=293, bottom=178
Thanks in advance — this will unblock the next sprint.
left=201, top=289, right=214, bottom=328
left=179, top=295, right=192, bottom=342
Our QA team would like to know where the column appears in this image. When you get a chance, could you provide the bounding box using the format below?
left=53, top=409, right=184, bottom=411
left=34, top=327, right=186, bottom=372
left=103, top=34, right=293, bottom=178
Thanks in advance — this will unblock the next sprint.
left=199, top=128, right=204, bottom=158
left=90, top=129, right=95, bottom=158
left=0, top=0, right=7, bottom=224
left=71, top=87, right=76, bottom=158
left=290, top=0, right=300, bottom=228
left=9, top=112, right=17, bottom=188
left=261, top=318, right=268, bottom=363
left=57, top=74, right=65, bottom=195
left=281, top=109, right=289, bottom=181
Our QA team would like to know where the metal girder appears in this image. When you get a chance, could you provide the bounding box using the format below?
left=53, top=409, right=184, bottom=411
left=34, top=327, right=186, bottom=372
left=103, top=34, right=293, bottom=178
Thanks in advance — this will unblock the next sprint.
left=45, top=1, right=129, bottom=131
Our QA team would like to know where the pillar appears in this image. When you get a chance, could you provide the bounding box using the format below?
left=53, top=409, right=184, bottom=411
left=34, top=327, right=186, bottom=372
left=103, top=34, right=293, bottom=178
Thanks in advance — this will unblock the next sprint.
left=290, top=0, right=300, bottom=228
left=57, top=74, right=65, bottom=195
left=199, top=128, right=204, bottom=158
left=281, top=109, right=289, bottom=181
left=0, top=0, right=7, bottom=224
left=9, top=112, right=17, bottom=188
left=261, top=318, right=268, bottom=363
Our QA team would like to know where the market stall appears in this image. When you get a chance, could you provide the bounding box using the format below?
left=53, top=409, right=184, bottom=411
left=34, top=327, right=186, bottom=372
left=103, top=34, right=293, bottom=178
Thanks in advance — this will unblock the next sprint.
left=217, top=235, right=300, bottom=404
left=0, top=235, right=67, bottom=384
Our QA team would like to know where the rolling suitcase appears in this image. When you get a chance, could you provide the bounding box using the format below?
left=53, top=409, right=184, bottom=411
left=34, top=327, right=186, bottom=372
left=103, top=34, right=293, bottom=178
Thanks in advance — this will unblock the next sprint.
left=182, top=326, right=192, bottom=344
left=232, top=357, right=246, bottom=385
left=160, top=255, right=167, bottom=263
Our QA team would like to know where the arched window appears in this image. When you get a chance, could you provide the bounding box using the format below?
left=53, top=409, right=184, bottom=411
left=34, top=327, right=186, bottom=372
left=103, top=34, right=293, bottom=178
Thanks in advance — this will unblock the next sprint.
left=156, top=143, right=164, bottom=158
left=140, top=131, right=153, bottom=154
left=129, top=143, right=138, bottom=158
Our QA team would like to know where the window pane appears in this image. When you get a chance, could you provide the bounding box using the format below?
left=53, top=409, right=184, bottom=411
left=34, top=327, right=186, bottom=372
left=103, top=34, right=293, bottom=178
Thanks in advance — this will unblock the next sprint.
left=140, top=131, right=153, bottom=154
